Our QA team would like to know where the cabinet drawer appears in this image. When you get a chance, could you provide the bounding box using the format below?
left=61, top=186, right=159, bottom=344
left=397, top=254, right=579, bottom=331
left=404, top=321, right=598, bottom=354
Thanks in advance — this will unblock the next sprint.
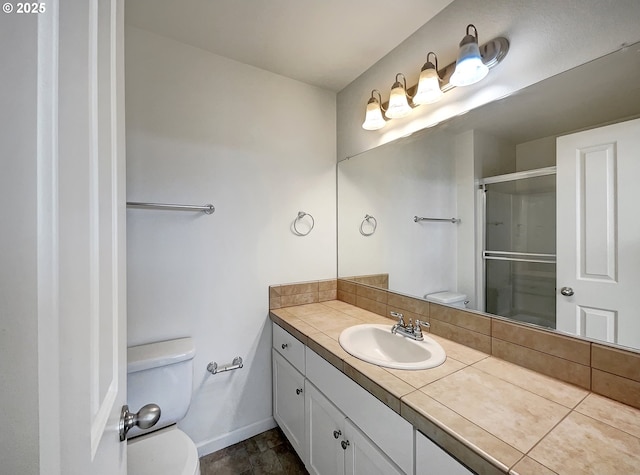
left=273, top=323, right=305, bottom=374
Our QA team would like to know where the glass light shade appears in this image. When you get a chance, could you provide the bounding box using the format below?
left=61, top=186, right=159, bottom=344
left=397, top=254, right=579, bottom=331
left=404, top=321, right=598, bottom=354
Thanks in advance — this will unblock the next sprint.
left=450, top=39, right=489, bottom=87
left=385, top=84, right=412, bottom=119
left=361, top=98, right=386, bottom=130
left=413, top=66, right=443, bottom=105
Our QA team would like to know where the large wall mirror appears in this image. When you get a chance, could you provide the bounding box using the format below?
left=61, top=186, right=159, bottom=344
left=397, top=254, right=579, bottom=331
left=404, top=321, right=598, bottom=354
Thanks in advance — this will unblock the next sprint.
left=338, top=42, right=640, bottom=351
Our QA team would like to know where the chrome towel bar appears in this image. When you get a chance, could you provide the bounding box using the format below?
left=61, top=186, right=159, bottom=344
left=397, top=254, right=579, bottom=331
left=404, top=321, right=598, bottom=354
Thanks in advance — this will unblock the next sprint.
left=127, top=201, right=215, bottom=215
left=414, top=216, right=460, bottom=223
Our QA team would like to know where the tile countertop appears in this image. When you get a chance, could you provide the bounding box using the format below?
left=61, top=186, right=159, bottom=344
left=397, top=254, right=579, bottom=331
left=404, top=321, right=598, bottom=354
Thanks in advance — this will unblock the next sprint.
left=269, top=301, right=640, bottom=475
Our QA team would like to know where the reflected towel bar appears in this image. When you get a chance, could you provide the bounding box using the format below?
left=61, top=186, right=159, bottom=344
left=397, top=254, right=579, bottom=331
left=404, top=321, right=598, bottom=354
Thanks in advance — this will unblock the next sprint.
left=414, top=216, right=460, bottom=223
left=127, top=201, right=215, bottom=215
left=483, top=250, right=556, bottom=264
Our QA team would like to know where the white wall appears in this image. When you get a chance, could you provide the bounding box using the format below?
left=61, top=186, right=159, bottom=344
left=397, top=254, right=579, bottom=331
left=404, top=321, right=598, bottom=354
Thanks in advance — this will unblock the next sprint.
left=463, top=130, right=517, bottom=309
left=338, top=129, right=457, bottom=297
left=0, top=13, right=40, bottom=475
left=337, top=0, right=640, bottom=160
left=453, top=130, right=478, bottom=307
left=516, top=136, right=556, bottom=171
left=125, top=26, right=336, bottom=454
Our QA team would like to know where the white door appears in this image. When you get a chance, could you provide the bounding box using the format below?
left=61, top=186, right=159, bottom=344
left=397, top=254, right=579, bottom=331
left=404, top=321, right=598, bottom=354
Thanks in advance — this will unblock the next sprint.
left=556, top=118, right=640, bottom=348
left=39, top=0, right=127, bottom=473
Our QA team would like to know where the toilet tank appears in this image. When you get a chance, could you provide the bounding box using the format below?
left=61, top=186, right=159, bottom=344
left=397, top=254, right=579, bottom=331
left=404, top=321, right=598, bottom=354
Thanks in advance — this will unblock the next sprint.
left=426, top=291, right=468, bottom=308
left=127, top=338, right=196, bottom=437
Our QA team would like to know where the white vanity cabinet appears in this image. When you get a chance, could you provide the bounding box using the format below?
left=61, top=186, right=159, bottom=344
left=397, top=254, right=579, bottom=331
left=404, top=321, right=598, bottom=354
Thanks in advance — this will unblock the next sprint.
left=274, top=322, right=471, bottom=475
left=415, top=430, right=473, bottom=475
left=305, top=381, right=403, bottom=475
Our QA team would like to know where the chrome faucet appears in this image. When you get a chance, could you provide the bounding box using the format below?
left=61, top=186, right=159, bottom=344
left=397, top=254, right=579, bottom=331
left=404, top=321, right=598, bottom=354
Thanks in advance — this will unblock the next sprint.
left=390, top=311, right=405, bottom=333
left=390, top=311, right=430, bottom=341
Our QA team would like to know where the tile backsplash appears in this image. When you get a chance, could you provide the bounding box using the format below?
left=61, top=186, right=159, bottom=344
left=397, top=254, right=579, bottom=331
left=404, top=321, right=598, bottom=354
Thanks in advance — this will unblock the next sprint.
left=269, top=279, right=337, bottom=310
left=270, top=277, right=640, bottom=410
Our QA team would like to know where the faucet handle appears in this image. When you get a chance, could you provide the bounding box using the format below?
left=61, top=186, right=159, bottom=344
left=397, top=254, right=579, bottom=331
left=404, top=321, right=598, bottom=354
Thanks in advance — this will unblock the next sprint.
left=414, top=320, right=430, bottom=339
left=390, top=311, right=405, bottom=325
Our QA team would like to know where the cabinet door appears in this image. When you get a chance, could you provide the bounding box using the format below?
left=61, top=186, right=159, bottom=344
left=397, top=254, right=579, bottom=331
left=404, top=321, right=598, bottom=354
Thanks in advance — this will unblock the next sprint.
left=306, top=347, right=413, bottom=474
left=273, top=349, right=306, bottom=462
left=415, top=430, right=472, bottom=475
left=344, top=419, right=403, bottom=475
left=305, top=382, right=345, bottom=475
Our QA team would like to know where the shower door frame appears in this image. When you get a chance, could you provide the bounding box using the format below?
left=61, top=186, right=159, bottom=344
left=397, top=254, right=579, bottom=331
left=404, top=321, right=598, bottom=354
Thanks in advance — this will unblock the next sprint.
left=477, top=166, right=557, bottom=317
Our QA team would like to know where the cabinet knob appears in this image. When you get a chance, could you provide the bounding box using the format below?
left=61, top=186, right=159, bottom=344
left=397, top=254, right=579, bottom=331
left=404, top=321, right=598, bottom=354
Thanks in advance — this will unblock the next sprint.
left=281, top=343, right=288, bottom=349
left=333, top=430, right=342, bottom=439
left=296, top=388, right=303, bottom=395
left=341, top=440, right=350, bottom=450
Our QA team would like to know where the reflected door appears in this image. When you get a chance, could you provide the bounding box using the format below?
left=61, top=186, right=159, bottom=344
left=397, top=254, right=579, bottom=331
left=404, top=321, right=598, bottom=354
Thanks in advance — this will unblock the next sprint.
left=556, top=117, right=640, bottom=348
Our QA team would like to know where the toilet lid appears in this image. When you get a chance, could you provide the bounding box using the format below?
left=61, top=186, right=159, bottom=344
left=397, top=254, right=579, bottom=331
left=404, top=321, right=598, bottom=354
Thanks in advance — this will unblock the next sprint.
left=128, top=427, right=200, bottom=475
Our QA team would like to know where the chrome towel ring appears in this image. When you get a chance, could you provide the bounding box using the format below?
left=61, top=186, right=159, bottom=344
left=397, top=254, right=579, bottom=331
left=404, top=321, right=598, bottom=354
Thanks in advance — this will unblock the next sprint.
left=293, top=211, right=315, bottom=236
left=360, top=214, right=377, bottom=236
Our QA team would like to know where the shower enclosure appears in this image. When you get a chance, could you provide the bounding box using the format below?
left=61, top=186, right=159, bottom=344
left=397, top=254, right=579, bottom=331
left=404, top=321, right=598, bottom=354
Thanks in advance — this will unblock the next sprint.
left=482, top=168, right=556, bottom=328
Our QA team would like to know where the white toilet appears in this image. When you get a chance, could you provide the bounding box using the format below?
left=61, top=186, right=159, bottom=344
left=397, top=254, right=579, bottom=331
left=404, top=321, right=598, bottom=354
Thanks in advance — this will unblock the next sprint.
left=426, top=291, right=468, bottom=308
left=127, top=337, right=201, bottom=475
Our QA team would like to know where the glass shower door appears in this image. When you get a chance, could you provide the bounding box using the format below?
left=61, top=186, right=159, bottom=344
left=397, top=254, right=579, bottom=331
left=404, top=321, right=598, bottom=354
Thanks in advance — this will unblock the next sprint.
left=483, top=172, right=556, bottom=329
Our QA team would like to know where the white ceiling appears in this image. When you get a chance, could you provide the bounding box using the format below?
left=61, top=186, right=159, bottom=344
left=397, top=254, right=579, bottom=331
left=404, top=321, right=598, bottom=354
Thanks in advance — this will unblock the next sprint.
left=125, top=0, right=455, bottom=92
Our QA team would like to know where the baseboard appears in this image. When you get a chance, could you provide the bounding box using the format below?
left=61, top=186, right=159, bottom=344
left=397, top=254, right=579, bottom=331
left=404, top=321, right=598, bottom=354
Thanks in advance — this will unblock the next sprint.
left=195, top=416, right=277, bottom=457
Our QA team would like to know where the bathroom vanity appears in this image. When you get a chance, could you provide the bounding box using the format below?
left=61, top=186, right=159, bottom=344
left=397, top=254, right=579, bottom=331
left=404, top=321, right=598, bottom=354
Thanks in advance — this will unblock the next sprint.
left=273, top=321, right=470, bottom=475
left=270, top=299, right=640, bottom=475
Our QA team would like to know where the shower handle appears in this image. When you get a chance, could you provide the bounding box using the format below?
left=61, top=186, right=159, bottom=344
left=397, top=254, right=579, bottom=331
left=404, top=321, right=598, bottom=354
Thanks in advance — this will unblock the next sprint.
left=560, top=287, right=574, bottom=296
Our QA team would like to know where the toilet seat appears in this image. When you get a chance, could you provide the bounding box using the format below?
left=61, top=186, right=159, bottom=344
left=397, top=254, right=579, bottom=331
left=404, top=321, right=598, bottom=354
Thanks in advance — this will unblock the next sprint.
left=128, top=426, right=200, bottom=475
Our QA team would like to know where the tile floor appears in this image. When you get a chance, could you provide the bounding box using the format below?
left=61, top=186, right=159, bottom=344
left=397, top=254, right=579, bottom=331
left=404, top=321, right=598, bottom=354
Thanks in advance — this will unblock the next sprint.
left=199, top=427, right=308, bottom=475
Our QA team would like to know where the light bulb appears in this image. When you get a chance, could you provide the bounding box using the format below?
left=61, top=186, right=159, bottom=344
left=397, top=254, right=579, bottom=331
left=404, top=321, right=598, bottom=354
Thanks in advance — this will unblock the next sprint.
left=450, top=25, right=489, bottom=87
left=362, top=98, right=386, bottom=130
left=385, top=74, right=412, bottom=119
left=413, top=57, right=443, bottom=105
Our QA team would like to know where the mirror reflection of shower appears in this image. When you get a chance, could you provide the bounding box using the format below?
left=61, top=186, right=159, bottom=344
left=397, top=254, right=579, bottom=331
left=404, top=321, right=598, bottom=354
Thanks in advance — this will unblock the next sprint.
left=482, top=168, right=556, bottom=328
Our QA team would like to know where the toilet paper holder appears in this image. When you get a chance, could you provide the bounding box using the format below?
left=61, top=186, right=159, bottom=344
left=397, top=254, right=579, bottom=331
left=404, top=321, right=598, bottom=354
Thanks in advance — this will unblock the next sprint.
left=207, top=356, right=243, bottom=375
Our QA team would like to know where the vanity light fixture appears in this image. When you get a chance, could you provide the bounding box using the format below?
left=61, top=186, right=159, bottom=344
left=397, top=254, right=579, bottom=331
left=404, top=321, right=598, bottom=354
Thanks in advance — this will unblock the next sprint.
left=385, top=73, right=413, bottom=119
left=361, top=89, right=387, bottom=130
left=449, top=24, right=489, bottom=87
left=361, top=23, right=509, bottom=131
left=413, top=52, right=444, bottom=105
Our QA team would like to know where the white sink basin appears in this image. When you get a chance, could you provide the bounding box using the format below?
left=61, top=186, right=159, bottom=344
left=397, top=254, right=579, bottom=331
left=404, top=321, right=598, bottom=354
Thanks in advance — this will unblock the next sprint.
left=338, top=324, right=446, bottom=370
